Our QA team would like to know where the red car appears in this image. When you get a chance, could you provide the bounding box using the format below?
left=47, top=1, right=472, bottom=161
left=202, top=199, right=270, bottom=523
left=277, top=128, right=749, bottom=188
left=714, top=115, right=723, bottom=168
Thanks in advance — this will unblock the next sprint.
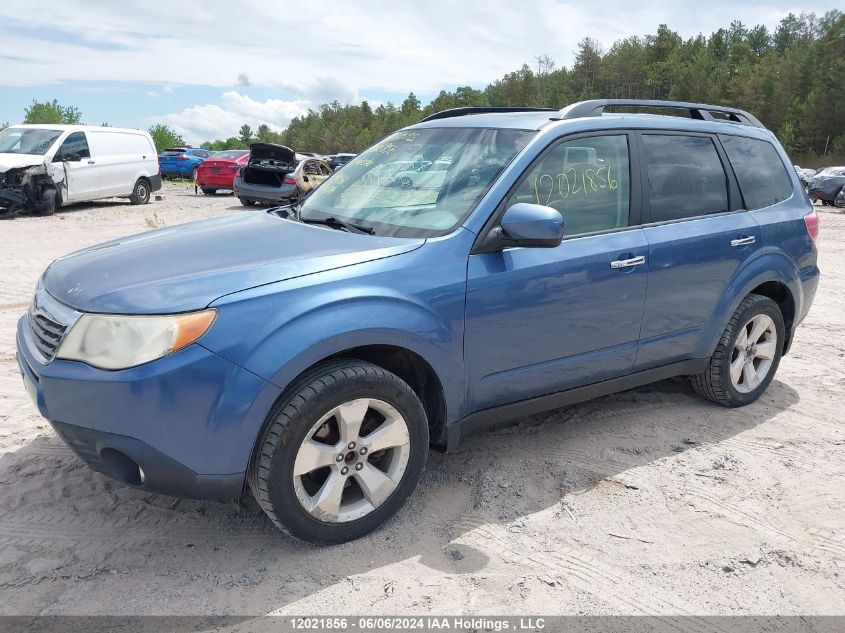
left=195, top=150, right=249, bottom=194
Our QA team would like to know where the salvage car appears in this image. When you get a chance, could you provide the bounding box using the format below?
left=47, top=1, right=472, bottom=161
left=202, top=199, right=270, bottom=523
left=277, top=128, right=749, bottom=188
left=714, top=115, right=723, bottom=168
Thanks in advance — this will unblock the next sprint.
left=807, top=166, right=845, bottom=205
left=158, top=147, right=210, bottom=181
left=328, top=153, right=356, bottom=171
left=234, top=143, right=332, bottom=206
left=195, top=149, right=249, bottom=195
left=0, top=124, right=160, bottom=217
left=17, top=100, right=818, bottom=544
left=793, top=164, right=815, bottom=188
left=835, top=186, right=845, bottom=208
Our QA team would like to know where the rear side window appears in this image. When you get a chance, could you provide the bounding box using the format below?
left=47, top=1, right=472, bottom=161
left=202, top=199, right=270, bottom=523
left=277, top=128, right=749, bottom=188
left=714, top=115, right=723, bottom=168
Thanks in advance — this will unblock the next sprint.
left=508, top=134, right=630, bottom=236
left=719, top=135, right=793, bottom=209
left=643, top=135, right=728, bottom=222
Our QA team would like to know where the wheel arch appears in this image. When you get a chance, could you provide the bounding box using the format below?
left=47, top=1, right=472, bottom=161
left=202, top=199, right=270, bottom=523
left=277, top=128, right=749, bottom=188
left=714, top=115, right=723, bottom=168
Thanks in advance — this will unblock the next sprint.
left=700, top=248, right=802, bottom=359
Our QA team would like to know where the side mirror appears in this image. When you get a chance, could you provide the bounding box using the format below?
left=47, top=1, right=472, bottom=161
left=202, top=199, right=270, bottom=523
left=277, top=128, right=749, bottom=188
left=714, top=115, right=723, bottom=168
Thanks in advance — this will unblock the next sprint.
left=498, top=203, right=564, bottom=248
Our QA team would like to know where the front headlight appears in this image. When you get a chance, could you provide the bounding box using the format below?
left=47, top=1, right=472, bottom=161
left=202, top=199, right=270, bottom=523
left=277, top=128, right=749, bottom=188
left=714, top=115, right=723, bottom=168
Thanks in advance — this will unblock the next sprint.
left=56, top=309, right=217, bottom=370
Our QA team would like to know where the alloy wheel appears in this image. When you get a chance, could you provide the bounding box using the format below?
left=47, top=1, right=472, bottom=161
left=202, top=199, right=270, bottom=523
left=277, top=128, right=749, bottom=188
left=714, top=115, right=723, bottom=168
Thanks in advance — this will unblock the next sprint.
left=292, top=398, right=411, bottom=523
left=730, top=313, right=778, bottom=393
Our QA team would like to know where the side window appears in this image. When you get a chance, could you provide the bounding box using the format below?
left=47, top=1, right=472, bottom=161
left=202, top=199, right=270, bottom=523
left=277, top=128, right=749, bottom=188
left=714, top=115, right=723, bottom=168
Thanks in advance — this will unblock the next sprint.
left=508, top=135, right=630, bottom=237
left=719, top=135, right=793, bottom=210
left=56, top=132, right=90, bottom=161
left=643, top=135, right=728, bottom=222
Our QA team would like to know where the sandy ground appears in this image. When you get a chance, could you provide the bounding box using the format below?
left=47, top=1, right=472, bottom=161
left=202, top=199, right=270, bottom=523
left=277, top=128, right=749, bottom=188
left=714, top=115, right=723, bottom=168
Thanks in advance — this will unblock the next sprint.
left=0, top=181, right=842, bottom=616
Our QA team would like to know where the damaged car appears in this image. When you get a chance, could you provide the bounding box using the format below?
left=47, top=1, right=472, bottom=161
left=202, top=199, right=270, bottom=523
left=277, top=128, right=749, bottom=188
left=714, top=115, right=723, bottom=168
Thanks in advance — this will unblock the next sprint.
left=233, top=143, right=333, bottom=207
left=807, top=166, right=845, bottom=206
left=0, top=125, right=161, bottom=218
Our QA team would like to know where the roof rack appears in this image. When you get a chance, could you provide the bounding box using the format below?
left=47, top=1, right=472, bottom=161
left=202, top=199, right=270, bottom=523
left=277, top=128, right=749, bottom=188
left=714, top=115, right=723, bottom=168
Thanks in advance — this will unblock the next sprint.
left=552, top=99, right=765, bottom=129
left=420, top=107, right=556, bottom=122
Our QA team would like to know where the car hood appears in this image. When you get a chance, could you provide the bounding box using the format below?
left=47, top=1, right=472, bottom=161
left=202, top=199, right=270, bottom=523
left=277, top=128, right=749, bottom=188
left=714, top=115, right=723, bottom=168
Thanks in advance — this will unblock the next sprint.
left=0, top=153, right=47, bottom=172
left=43, top=212, right=423, bottom=314
left=249, top=143, right=295, bottom=165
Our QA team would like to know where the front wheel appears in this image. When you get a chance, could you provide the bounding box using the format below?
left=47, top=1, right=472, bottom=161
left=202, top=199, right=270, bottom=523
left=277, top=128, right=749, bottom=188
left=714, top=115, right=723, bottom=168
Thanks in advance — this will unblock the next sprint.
left=248, top=360, right=429, bottom=544
left=691, top=294, right=784, bottom=407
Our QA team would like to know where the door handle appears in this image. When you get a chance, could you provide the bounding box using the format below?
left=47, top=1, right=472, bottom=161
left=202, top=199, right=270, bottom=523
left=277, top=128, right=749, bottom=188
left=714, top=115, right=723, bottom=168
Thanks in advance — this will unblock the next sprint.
left=730, top=236, right=756, bottom=247
left=87, top=160, right=96, bottom=165
left=610, top=255, right=646, bottom=269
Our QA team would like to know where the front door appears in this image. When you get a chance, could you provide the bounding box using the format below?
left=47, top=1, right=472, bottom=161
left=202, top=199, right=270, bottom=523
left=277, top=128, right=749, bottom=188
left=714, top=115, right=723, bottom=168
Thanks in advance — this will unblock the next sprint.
left=464, top=132, right=649, bottom=412
left=54, top=132, right=100, bottom=201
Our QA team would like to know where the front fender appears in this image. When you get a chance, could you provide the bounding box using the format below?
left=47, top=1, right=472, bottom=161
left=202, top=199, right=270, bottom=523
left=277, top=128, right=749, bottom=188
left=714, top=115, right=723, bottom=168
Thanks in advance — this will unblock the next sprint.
left=258, top=295, right=460, bottom=414
left=697, top=246, right=802, bottom=358
left=202, top=236, right=472, bottom=425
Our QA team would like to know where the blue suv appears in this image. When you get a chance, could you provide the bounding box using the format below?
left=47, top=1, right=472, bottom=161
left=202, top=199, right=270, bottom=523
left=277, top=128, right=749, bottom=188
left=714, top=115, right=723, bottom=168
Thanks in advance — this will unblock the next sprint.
left=16, top=100, right=819, bottom=543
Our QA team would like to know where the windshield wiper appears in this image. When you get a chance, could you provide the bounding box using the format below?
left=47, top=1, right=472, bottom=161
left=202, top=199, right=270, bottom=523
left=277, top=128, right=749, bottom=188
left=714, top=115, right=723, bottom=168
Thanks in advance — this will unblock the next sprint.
left=301, top=216, right=375, bottom=235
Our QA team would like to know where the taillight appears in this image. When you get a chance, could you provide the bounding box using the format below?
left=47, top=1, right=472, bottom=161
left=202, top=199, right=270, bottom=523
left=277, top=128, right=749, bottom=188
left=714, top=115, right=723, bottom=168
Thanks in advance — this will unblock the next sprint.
left=178, top=155, right=190, bottom=160
left=804, top=210, right=819, bottom=244
left=283, top=176, right=297, bottom=185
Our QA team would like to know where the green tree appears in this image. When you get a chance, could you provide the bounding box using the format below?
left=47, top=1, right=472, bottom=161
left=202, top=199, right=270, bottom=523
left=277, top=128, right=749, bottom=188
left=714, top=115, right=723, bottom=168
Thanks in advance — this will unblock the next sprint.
left=23, top=99, right=82, bottom=124
left=238, top=124, right=253, bottom=146
left=147, top=124, right=184, bottom=152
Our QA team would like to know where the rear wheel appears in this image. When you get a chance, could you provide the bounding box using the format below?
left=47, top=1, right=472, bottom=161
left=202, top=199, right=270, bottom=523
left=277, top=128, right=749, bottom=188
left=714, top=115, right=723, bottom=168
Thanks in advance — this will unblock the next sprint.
left=201, top=188, right=218, bottom=195
left=190, top=167, right=199, bottom=181
left=691, top=294, right=784, bottom=407
left=129, top=178, right=151, bottom=205
left=239, top=197, right=256, bottom=206
left=248, top=360, right=428, bottom=544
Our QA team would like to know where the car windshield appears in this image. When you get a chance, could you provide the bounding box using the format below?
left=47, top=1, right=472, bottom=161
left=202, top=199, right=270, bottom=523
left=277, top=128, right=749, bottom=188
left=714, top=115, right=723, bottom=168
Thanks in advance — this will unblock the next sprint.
left=300, top=128, right=533, bottom=237
left=215, top=150, right=248, bottom=159
left=0, top=127, right=63, bottom=155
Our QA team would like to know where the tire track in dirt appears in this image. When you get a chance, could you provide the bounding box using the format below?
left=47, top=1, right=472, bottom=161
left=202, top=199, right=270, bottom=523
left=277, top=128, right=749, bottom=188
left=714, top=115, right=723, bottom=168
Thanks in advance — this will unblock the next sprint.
left=453, top=517, right=729, bottom=630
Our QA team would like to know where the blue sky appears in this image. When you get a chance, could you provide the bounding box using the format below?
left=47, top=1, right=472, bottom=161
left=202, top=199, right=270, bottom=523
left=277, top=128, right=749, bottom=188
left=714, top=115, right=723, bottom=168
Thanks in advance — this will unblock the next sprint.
left=0, top=1, right=834, bottom=144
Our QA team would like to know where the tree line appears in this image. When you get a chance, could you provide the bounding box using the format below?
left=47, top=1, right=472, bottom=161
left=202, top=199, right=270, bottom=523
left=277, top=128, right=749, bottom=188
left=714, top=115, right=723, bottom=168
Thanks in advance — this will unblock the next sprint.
left=6, top=11, right=843, bottom=165
left=275, top=11, right=843, bottom=164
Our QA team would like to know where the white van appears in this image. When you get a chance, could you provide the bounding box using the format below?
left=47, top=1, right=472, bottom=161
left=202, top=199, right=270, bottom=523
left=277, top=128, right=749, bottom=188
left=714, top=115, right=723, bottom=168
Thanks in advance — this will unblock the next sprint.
left=0, top=124, right=161, bottom=216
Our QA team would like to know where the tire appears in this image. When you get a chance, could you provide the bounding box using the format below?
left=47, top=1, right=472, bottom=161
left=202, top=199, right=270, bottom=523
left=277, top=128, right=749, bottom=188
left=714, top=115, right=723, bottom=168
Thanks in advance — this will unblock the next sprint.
left=129, top=178, right=151, bottom=205
left=239, top=197, right=256, bottom=207
left=691, top=294, right=785, bottom=407
left=38, top=187, right=59, bottom=216
left=201, top=188, right=218, bottom=195
left=191, top=167, right=199, bottom=181
left=248, top=359, right=429, bottom=544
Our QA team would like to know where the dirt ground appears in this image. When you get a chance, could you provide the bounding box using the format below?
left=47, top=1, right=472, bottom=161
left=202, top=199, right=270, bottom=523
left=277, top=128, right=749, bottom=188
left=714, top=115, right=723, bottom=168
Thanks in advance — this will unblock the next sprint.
left=0, top=181, right=842, bottom=616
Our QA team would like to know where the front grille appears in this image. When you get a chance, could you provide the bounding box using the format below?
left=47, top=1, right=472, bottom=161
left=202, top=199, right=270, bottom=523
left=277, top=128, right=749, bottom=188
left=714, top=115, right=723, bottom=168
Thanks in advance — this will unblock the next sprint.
left=29, top=310, right=67, bottom=360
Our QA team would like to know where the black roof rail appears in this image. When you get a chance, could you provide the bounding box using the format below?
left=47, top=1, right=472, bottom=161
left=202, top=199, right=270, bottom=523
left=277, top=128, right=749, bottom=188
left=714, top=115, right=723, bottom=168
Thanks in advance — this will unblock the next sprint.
left=552, top=99, right=766, bottom=129
left=420, top=107, right=557, bottom=122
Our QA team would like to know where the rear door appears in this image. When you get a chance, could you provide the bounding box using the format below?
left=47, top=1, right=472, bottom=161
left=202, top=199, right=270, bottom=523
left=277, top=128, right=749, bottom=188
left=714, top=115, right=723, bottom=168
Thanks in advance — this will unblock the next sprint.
left=54, top=132, right=101, bottom=201
left=464, top=132, right=649, bottom=411
left=635, top=132, right=761, bottom=370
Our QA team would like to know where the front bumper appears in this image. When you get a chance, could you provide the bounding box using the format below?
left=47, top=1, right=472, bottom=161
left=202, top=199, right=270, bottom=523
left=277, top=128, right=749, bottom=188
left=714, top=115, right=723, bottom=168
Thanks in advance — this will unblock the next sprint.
left=233, top=177, right=297, bottom=204
left=16, top=315, right=281, bottom=500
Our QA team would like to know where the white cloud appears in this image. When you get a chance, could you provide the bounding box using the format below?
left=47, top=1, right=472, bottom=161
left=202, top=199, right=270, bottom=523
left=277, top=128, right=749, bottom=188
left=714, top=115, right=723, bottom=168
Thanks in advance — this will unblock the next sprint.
left=0, top=0, right=830, bottom=91
left=0, top=0, right=832, bottom=141
left=154, top=91, right=310, bottom=143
